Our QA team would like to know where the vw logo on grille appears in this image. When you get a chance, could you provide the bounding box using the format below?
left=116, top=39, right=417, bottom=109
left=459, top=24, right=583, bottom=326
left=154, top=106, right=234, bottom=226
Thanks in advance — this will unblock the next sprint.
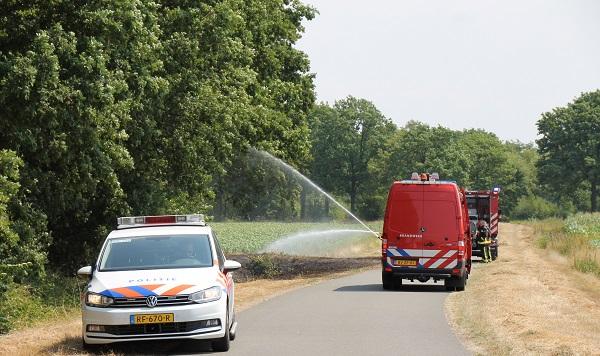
left=146, top=295, right=158, bottom=308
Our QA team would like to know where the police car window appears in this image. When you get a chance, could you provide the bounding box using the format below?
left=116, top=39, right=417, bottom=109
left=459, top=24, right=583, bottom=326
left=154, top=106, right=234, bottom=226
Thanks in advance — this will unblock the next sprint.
left=99, top=234, right=213, bottom=271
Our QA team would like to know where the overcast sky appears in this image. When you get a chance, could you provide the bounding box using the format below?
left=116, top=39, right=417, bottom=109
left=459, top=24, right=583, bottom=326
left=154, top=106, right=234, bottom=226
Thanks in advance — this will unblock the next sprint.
left=295, top=0, right=600, bottom=143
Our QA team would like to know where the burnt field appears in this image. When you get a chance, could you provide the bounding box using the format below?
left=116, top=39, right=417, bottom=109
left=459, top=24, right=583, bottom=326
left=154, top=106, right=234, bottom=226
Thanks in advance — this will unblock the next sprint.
left=230, top=254, right=380, bottom=281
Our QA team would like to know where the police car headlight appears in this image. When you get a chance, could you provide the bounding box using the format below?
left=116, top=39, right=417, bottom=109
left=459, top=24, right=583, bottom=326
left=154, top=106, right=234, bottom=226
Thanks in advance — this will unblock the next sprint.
left=85, top=292, right=114, bottom=307
left=188, top=286, right=222, bottom=304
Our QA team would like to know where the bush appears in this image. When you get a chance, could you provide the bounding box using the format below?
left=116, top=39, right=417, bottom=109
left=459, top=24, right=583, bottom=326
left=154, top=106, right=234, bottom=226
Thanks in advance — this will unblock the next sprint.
left=357, top=195, right=386, bottom=221
left=0, top=273, right=80, bottom=333
left=511, top=195, right=561, bottom=220
left=0, top=150, right=51, bottom=333
left=247, top=254, right=281, bottom=279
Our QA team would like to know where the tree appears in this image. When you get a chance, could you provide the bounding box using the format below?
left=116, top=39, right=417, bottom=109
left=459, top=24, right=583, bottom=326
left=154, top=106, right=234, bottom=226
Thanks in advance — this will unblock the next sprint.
left=500, top=141, right=540, bottom=215
left=310, top=97, right=395, bottom=215
left=382, top=122, right=535, bottom=217
left=0, top=150, right=50, bottom=332
left=0, top=22, right=133, bottom=270
left=0, top=0, right=317, bottom=270
left=199, top=0, right=317, bottom=221
left=537, top=90, right=600, bottom=212
left=382, top=121, right=470, bottom=184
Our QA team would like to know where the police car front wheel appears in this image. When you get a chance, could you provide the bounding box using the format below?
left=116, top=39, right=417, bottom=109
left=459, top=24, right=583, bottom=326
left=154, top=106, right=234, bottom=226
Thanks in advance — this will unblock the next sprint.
left=211, top=307, right=230, bottom=352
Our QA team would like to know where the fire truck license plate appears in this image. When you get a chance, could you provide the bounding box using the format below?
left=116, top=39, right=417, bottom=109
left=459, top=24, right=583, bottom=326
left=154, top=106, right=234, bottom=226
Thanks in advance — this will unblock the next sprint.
left=394, top=259, right=417, bottom=266
left=130, top=313, right=174, bottom=325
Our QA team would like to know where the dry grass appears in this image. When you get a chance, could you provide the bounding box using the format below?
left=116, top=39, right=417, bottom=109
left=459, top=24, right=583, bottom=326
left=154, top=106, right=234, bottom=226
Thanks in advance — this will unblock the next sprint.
left=446, top=223, right=600, bottom=356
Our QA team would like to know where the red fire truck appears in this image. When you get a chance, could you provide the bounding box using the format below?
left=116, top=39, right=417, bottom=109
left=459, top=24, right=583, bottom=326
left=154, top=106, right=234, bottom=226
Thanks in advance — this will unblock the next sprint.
left=381, top=173, right=472, bottom=291
left=466, top=188, right=501, bottom=260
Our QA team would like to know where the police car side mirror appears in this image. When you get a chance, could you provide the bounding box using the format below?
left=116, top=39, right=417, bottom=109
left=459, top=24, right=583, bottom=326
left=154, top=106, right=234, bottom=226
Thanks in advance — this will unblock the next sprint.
left=223, top=260, right=242, bottom=274
left=77, top=265, right=92, bottom=278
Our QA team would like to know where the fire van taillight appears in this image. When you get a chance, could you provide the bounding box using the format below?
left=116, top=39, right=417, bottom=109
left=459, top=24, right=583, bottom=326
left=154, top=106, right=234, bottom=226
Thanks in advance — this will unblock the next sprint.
left=457, top=240, right=465, bottom=257
left=381, top=234, right=388, bottom=258
left=382, top=236, right=391, bottom=270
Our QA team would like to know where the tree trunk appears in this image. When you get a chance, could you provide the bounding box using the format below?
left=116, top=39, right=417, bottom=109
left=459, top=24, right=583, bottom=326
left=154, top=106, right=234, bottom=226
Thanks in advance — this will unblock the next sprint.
left=214, top=185, right=224, bottom=221
left=350, top=179, right=357, bottom=214
left=300, top=187, right=307, bottom=221
left=592, top=180, right=598, bottom=212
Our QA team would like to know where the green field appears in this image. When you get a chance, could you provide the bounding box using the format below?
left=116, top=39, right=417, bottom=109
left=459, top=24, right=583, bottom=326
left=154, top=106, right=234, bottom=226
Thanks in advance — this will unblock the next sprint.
left=211, top=221, right=382, bottom=254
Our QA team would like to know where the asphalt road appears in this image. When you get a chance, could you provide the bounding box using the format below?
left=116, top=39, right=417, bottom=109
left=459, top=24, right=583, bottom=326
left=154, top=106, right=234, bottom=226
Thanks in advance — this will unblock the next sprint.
left=226, top=269, right=469, bottom=356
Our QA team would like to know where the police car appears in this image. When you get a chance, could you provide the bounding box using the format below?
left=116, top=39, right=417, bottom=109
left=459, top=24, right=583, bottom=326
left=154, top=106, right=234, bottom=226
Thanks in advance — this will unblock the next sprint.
left=77, top=214, right=240, bottom=352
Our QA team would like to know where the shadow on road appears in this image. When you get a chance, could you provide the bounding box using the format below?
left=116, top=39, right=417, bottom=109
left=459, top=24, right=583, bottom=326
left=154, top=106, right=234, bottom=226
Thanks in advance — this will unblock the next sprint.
left=43, top=336, right=218, bottom=355
left=334, top=284, right=450, bottom=293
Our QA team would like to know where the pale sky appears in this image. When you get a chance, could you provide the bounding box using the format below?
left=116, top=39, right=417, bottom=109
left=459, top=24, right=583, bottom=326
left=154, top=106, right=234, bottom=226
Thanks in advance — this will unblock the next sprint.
left=296, top=0, right=600, bottom=143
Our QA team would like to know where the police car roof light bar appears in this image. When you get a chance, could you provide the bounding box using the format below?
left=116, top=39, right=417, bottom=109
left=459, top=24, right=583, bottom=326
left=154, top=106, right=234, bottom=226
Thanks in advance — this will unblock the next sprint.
left=117, top=214, right=205, bottom=228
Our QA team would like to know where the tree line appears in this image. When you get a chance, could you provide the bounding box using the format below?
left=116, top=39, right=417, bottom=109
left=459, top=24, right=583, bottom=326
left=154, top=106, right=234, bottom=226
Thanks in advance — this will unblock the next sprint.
left=0, top=0, right=599, bottom=317
left=301, top=91, right=600, bottom=222
left=0, top=0, right=317, bottom=300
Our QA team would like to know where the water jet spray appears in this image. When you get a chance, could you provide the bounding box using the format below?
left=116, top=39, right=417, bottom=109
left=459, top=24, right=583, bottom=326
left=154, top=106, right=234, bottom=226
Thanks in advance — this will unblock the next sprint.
left=251, top=148, right=379, bottom=238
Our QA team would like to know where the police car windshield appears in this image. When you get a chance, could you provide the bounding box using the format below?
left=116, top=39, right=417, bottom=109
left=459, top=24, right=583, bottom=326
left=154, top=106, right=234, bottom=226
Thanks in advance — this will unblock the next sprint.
left=99, top=234, right=213, bottom=271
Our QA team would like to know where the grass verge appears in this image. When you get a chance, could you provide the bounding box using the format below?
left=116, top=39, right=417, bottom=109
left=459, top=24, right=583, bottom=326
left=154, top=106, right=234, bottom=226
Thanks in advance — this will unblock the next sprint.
left=525, top=213, right=600, bottom=278
left=446, top=223, right=600, bottom=355
left=0, top=273, right=81, bottom=333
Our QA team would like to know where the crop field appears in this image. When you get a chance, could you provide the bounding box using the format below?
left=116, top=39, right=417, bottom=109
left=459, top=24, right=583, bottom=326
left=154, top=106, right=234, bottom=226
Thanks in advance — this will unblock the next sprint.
left=210, top=221, right=382, bottom=256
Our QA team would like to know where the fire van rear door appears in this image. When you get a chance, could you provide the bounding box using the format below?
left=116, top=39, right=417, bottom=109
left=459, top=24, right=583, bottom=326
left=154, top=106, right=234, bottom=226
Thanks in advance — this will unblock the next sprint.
left=387, top=184, right=423, bottom=265
left=421, top=187, right=460, bottom=269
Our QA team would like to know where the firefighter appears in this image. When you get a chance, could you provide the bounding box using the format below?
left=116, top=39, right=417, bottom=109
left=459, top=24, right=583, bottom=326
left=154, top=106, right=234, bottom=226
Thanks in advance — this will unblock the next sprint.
left=477, top=218, right=492, bottom=262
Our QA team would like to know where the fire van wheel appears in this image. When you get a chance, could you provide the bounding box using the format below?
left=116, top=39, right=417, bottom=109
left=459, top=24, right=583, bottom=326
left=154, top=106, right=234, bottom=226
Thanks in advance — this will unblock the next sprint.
left=455, top=274, right=467, bottom=291
left=211, top=308, right=230, bottom=352
left=491, top=246, right=498, bottom=261
left=382, top=272, right=394, bottom=290
left=444, top=274, right=467, bottom=292
left=393, top=278, right=403, bottom=289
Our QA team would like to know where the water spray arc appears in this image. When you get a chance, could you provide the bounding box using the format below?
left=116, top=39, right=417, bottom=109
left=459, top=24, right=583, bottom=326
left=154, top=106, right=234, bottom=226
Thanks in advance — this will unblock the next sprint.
left=252, top=148, right=379, bottom=238
left=263, top=229, right=375, bottom=257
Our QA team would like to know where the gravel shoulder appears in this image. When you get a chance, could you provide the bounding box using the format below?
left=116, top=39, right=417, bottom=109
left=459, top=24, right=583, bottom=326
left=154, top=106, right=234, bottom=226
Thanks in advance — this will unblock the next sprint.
left=445, top=223, right=600, bottom=355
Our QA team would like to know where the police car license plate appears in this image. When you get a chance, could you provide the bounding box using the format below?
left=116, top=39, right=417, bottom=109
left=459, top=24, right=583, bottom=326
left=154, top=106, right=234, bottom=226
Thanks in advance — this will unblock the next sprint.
left=130, top=313, right=174, bottom=324
left=394, top=259, right=417, bottom=266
